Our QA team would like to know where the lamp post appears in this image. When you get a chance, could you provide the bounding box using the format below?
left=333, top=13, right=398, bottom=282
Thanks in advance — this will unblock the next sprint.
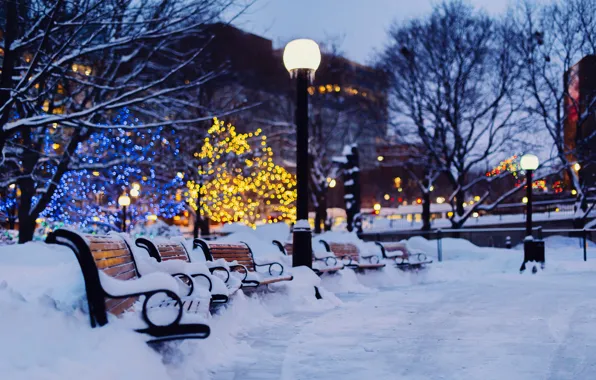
left=520, top=154, right=539, bottom=238
left=283, top=39, right=321, bottom=268
left=118, top=193, right=131, bottom=232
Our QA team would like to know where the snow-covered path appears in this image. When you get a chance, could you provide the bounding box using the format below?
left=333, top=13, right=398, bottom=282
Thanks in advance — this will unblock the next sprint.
left=214, top=272, right=596, bottom=380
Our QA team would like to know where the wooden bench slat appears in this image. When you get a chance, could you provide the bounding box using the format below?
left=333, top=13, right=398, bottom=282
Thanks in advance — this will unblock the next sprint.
left=259, top=275, right=293, bottom=285
left=92, top=249, right=131, bottom=260
left=102, top=261, right=136, bottom=277
left=155, top=243, right=190, bottom=262
left=95, top=256, right=132, bottom=269
left=106, top=297, right=137, bottom=316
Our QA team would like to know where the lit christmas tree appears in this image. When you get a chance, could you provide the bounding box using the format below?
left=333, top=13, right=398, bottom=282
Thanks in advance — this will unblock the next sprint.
left=186, top=118, right=297, bottom=228
left=41, top=108, right=186, bottom=231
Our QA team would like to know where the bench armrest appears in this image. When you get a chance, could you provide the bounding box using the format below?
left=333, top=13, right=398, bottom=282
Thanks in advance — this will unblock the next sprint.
left=229, top=264, right=249, bottom=282
left=207, top=266, right=231, bottom=283
left=361, top=254, right=381, bottom=264
left=254, top=262, right=284, bottom=276
left=98, top=271, right=181, bottom=298
left=314, top=255, right=339, bottom=267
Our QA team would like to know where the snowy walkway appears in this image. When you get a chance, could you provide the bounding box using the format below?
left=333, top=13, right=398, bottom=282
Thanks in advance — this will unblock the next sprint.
left=213, top=273, right=596, bottom=380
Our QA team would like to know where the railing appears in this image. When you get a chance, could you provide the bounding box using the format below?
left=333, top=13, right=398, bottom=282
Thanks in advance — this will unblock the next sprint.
left=360, top=227, right=596, bottom=263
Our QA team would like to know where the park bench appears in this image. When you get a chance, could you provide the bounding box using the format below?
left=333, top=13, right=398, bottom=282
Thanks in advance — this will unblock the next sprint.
left=193, top=239, right=293, bottom=288
left=271, top=240, right=344, bottom=274
left=135, top=237, right=238, bottom=304
left=46, top=229, right=210, bottom=343
left=374, top=241, right=433, bottom=269
left=318, top=240, right=386, bottom=270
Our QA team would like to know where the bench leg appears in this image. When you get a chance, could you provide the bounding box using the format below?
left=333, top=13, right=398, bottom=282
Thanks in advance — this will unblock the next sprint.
left=314, top=286, right=322, bottom=300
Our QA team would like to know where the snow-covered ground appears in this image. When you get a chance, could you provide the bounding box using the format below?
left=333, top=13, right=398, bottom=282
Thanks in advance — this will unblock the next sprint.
left=1, top=224, right=596, bottom=379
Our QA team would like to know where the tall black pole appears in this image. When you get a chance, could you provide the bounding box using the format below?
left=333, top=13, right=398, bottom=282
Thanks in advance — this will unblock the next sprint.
left=122, top=205, right=127, bottom=233
left=292, top=68, right=313, bottom=268
left=525, top=170, right=533, bottom=237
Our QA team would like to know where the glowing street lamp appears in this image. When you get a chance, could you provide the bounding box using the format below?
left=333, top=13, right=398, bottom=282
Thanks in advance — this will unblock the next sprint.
left=118, top=193, right=131, bottom=232
left=283, top=38, right=321, bottom=269
left=130, top=183, right=140, bottom=198
left=520, top=154, right=539, bottom=238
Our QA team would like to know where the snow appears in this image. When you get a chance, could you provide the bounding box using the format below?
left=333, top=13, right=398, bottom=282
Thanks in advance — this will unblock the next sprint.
left=3, top=226, right=596, bottom=379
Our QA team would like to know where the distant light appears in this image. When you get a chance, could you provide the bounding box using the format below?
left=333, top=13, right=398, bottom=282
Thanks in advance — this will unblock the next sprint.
left=52, top=143, right=60, bottom=150
left=555, top=207, right=560, bottom=212
left=130, top=188, right=140, bottom=198
left=92, top=216, right=100, bottom=222
left=118, top=194, right=131, bottom=207
left=474, top=195, right=480, bottom=201
left=472, top=212, right=479, bottom=218
left=574, top=162, right=581, bottom=172
left=92, top=171, right=100, bottom=177
left=35, top=218, right=44, bottom=224
left=8, top=183, right=15, bottom=189
left=373, top=203, right=381, bottom=211
left=571, top=189, right=577, bottom=195
left=436, top=197, right=445, bottom=204
left=329, top=179, right=337, bottom=188
left=429, top=185, right=434, bottom=192
left=520, top=153, right=539, bottom=171
left=397, top=187, right=403, bottom=192
left=384, top=194, right=390, bottom=200
left=394, top=177, right=401, bottom=188
left=132, top=182, right=141, bottom=190
left=173, top=216, right=181, bottom=221
left=377, top=155, right=384, bottom=162
left=177, top=172, right=184, bottom=179
left=416, top=198, right=422, bottom=204
left=283, top=39, right=321, bottom=72
left=447, top=211, right=454, bottom=217
left=147, top=214, right=158, bottom=221
left=326, top=177, right=332, bottom=183
left=522, top=196, right=528, bottom=204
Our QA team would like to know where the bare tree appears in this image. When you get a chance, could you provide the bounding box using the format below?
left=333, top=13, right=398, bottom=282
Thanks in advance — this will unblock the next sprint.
left=379, top=0, right=526, bottom=228
left=0, top=0, right=246, bottom=242
left=512, top=0, right=596, bottom=228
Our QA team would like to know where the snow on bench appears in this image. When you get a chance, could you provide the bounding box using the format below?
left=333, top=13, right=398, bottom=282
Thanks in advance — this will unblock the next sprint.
left=194, top=239, right=293, bottom=287
left=318, top=240, right=386, bottom=270
left=46, top=229, right=210, bottom=343
left=271, top=240, right=344, bottom=274
left=134, top=237, right=239, bottom=304
left=374, top=241, right=433, bottom=269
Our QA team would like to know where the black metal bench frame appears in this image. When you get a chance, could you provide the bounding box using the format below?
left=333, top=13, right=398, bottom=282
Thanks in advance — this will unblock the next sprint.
left=135, top=237, right=232, bottom=304
left=46, top=229, right=210, bottom=343
left=271, top=240, right=343, bottom=274
left=374, top=241, right=433, bottom=270
left=193, top=239, right=292, bottom=288
left=319, top=240, right=385, bottom=270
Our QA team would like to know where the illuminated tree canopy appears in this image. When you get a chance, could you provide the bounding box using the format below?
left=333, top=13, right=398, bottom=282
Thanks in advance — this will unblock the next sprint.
left=187, top=118, right=296, bottom=228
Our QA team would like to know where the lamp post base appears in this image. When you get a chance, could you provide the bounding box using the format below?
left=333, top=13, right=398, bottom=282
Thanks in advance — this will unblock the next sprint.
left=292, top=222, right=312, bottom=268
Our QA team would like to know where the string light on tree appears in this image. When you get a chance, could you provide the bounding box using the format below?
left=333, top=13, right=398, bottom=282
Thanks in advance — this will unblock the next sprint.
left=186, top=118, right=297, bottom=228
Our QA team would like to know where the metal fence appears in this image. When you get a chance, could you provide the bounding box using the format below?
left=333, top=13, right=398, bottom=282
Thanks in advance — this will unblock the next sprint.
left=359, top=227, right=596, bottom=263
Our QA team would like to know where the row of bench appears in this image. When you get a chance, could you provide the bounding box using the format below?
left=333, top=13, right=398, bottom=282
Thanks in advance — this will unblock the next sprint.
left=273, top=239, right=432, bottom=274
left=46, top=228, right=430, bottom=345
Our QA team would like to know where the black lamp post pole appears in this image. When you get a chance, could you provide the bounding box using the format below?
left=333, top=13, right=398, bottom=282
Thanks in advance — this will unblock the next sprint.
left=525, top=169, right=533, bottom=237
left=122, top=205, right=127, bottom=233
left=292, top=68, right=313, bottom=268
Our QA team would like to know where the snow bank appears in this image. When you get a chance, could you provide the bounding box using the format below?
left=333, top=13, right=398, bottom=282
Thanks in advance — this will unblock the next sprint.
left=3, top=225, right=596, bottom=380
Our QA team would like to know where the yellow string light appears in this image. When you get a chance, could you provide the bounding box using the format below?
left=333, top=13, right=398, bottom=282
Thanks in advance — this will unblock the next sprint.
left=187, top=118, right=297, bottom=228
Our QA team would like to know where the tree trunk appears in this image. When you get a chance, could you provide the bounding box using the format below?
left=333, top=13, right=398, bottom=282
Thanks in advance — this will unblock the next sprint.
left=314, top=191, right=327, bottom=234
left=17, top=178, right=36, bottom=244
left=422, top=190, right=431, bottom=231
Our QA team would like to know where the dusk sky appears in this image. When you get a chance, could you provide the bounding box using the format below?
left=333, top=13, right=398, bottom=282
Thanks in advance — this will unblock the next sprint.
left=232, top=0, right=510, bottom=65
